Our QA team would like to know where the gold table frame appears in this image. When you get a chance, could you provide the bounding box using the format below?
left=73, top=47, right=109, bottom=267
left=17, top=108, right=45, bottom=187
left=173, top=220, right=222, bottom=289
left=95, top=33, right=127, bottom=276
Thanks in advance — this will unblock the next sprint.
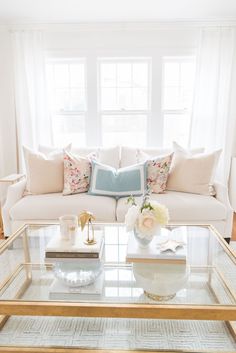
left=0, top=223, right=236, bottom=353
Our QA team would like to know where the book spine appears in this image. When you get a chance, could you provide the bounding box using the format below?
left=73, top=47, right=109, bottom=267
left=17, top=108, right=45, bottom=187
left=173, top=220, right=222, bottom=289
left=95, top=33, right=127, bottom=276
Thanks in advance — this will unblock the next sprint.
left=126, top=257, right=186, bottom=264
left=45, top=252, right=99, bottom=259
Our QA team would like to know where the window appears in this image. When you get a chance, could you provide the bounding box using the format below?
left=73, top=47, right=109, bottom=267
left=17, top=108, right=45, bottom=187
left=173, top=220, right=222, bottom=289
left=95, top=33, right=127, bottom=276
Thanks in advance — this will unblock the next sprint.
left=162, top=57, right=196, bottom=148
left=45, top=54, right=196, bottom=149
left=46, top=59, right=87, bottom=146
left=98, top=58, right=151, bottom=146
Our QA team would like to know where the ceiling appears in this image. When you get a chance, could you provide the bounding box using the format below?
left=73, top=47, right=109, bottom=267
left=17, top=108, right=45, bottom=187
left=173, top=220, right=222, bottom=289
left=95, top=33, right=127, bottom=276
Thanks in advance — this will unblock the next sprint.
left=0, top=0, right=236, bottom=24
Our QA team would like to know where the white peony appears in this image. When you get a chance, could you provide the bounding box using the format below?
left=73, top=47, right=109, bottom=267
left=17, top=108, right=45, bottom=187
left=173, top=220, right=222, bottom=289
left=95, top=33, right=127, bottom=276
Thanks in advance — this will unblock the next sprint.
left=151, top=201, right=169, bottom=225
left=137, top=209, right=160, bottom=237
left=125, top=205, right=139, bottom=231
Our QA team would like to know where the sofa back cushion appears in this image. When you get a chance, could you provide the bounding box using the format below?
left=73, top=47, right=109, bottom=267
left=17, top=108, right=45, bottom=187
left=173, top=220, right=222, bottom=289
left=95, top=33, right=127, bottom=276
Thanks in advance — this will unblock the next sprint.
left=120, top=146, right=204, bottom=168
left=38, top=144, right=71, bottom=155
left=88, top=160, right=147, bottom=197
left=72, top=146, right=120, bottom=169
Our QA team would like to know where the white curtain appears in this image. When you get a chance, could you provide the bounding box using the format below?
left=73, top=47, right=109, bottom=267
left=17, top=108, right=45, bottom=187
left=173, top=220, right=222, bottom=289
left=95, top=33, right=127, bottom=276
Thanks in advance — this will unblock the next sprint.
left=12, top=31, right=52, bottom=170
left=189, top=27, right=236, bottom=185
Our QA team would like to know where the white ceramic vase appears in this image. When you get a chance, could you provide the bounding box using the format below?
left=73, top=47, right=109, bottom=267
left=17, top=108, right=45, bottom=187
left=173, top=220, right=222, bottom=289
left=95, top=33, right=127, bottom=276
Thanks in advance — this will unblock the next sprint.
left=133, top=225, right=161, bottom=248
left=133, top=262, right=190, bottom=301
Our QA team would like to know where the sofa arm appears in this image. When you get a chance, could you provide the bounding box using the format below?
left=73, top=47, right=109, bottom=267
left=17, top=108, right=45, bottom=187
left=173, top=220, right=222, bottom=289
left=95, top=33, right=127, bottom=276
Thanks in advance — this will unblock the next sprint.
left=2, top=179, right=26, bottom=236
left=214, top=182, right=231, bottom=207
left=214, top=182, right=233, bottom=238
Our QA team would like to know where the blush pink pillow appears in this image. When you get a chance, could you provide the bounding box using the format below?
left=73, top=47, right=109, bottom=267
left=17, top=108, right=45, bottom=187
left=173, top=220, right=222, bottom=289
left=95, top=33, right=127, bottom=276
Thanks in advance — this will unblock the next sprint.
left=139, top=151, right=173, bottom=193
left=63, top=151, right=93, bottom=195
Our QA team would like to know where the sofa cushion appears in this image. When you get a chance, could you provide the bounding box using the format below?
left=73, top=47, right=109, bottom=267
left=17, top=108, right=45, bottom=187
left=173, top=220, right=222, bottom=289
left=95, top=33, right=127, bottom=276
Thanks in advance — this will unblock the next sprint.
left=10, top=193, right=116, bottom=222
left=116, top=191, right=227, bottom=222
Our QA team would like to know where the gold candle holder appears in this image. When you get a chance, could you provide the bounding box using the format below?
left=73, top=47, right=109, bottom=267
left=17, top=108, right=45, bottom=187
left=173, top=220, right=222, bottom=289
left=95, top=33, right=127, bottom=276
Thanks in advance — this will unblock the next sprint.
left=79, top=211, right=97, bottom=245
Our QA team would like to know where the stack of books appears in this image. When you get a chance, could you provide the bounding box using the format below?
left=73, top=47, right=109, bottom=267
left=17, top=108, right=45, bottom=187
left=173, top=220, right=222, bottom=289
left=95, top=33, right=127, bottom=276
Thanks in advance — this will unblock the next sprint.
left=126, top=227, right=187, bottom=264
left=46, top=231, right=105, bottom=299
left=44, top=230, right=104, bottom=262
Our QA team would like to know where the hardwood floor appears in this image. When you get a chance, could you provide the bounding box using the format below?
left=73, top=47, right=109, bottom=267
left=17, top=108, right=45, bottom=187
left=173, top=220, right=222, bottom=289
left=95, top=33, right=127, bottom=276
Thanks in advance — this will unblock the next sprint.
left=0, top=209, right=4, bottom=239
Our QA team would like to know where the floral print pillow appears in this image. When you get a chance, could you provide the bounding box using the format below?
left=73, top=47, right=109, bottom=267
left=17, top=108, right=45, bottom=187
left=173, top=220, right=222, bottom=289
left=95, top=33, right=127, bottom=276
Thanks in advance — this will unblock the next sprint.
left=63, top=151, right=93, bottom=195
left=146, top=153, right=173, bottom=193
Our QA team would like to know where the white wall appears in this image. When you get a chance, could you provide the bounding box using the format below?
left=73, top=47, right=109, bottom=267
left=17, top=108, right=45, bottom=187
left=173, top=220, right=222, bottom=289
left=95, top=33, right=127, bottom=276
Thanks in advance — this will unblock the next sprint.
left=44, top=26, right=198, bottom=53
left=0, top=27, right=17, bottom=177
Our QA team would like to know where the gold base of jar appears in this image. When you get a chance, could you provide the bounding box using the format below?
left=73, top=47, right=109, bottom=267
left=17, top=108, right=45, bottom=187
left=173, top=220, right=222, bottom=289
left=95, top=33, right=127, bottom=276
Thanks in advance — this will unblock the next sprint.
left=144, top=290, right=176, bottom=301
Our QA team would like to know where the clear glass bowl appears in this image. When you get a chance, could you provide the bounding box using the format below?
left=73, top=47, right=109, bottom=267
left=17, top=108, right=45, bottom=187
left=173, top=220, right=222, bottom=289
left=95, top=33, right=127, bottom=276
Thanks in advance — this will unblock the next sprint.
left=53, top=260, right=103, bottom=287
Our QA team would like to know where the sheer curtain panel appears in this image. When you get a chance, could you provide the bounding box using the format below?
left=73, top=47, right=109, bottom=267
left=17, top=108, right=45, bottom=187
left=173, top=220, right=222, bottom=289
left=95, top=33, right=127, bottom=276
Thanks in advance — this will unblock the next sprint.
left=12, top=31, right=52, bottom=170
left=189, top=27, right=236, bottom=184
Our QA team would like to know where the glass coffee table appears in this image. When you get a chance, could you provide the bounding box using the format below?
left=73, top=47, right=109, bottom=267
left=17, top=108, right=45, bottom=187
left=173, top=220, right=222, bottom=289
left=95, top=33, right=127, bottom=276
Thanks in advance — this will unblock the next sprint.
left=0, top=223, right=236, bottom=352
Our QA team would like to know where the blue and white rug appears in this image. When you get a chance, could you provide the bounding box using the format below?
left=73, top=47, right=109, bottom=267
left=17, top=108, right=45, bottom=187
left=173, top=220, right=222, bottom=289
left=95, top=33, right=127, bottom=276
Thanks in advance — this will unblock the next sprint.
left=0, top=316, right=235, bottom=351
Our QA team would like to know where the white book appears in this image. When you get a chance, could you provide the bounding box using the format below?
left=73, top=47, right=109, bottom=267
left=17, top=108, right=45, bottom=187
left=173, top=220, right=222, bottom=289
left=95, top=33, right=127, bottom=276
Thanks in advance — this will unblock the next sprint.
left=45, top=230, right=104, bottom=258
left=126, top=227, right=187, bottom=264
left=45, top=241, right=104, bottom=263
left=49, top=273, right=104, bottom=300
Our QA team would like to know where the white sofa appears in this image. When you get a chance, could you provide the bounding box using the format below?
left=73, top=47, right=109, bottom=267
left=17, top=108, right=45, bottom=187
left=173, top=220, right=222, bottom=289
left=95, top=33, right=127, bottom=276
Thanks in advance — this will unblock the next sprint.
left=2, top=146, right=233, bottom=239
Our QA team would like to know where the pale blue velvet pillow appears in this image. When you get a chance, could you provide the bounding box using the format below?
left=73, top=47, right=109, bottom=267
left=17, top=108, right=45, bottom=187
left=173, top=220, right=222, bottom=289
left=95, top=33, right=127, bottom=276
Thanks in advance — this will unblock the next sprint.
left=88, top=160, right=147, bottom=197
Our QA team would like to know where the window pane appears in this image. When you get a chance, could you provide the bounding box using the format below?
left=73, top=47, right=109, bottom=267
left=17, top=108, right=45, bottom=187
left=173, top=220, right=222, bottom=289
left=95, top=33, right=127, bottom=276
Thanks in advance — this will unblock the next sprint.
left=101, top=87, right=117, bottom=110
left=70, top=89, right=86, bottom=111
left=133, top=63, right=148, bottom=87
left=164, top=62, right=180, bottom=86
left=47, top=60, right=86, bottom=113
left=163, top=86, right=180, bottom=110
left=99, top=59, right=150, bottom=111
left=163, top=58, right=195, bottom=110
left=117, top=87, right=132, bottom=109
left=69, top=64, right=85, bottom=87
left=100, top=63, right=116, bottom=87
left=163, top=113, right=190, bottom=148
left=132, top=87, right=148, bottom=110
left=162, top=57, right=196, bottom=148
left=52, top=114, right=86, bottom=147
left=102, top=115, right=147, bottom=147
left=54, top=89, right=70, bottom=111
left=117, top=63, right=132, bottom=87
left=54, top=64, right=69, bottom=87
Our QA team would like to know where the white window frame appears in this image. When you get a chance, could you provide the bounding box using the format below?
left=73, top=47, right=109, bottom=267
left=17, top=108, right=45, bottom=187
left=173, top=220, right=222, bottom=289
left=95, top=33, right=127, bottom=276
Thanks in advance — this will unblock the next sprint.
left=46, top=57, right=88, bottom=145
left=161, top=56, right=196, bottom=147
left=97, top=57, right=152, bottom=146
left=45, top=49, right=196, bottom=148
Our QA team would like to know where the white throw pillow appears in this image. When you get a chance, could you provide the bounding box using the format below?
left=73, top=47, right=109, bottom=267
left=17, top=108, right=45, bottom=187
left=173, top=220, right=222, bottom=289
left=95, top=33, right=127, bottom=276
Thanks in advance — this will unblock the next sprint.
left=38, top=143, right=71, bottom=155
left=23, top=146, right=64, bottom=194
left=167, top=143, right=221, bottom=195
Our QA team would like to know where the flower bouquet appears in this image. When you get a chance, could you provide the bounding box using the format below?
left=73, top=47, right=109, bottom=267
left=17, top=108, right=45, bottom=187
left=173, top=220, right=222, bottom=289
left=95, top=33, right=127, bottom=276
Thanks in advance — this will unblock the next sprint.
left=125, top=189, right=169, bottom=247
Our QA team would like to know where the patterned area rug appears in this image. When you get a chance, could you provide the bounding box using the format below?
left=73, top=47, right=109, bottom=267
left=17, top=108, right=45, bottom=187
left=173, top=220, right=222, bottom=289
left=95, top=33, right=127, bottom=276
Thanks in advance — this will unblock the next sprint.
left=0, top=316, right=235, bottom=351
